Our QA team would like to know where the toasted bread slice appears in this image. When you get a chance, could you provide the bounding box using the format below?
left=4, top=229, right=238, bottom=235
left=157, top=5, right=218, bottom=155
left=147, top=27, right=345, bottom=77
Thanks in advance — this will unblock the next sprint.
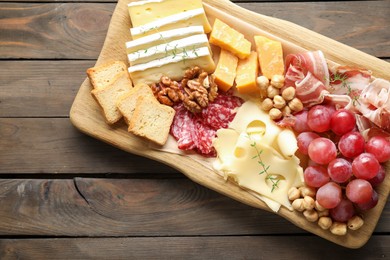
left=91, top=71, right=133, bottom=124
left=117, top=83, right=155, bottom=125
left=87, top=61, right=128, bottom=89
left=129, top=96, right=175, bottom=146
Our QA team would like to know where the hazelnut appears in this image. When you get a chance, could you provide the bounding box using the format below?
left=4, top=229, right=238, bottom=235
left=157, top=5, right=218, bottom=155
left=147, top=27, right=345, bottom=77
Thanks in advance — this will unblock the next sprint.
left=267, top=85, right=279, bottom=98
left=281, top=86, right=296, bottom=101
left=261, top=98, right=274, bottom=111
left=292, top=198, right=305, bottom=212
left=348, top=216, right=364, bottom=230
left=318, top=209, right=329, bottom=217
left=318, top=217, right=332, bottom=230
left=288, top=187, right=300, bottom=201
left=269, top=108, right=282, bottom=120
left=330, top=222, right=347, bottom=236
left=303, top=196, right=315, bottom=210
left=299, top=186, right=316, bottom=198
left=314, top=200, right=326, bottom=212
left=303, top=209, right=319, bottom=222
left=271, top=75, right=285, bottom=89
left=273, top=95, right=286, bottom=109
left=256, top=76, right=269, bottom=90
left=288, top=98, right=304, bottom=112
left=282, top=106, right=292, bottom=116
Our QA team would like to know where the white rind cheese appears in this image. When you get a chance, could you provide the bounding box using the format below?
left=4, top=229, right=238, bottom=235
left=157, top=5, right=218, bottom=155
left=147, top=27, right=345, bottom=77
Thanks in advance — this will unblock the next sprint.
left=128, top=0, right=205, bottom=28
left=128, top=34, right=210, bottom=66
left=125, top=26, right=205, bottom=54
left=130, top=8, right=211, bottom=39
left=128, top=46, right=215, bottom=85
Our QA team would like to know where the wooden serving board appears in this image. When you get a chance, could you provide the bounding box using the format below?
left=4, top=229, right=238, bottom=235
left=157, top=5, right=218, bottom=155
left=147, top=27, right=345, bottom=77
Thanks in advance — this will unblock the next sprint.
left=70, top=0, right=390, bottom=248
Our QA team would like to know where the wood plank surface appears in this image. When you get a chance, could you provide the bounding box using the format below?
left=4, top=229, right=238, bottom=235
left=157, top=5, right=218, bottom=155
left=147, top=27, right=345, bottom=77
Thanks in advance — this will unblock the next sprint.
left=0, top=178, right=387, bottom=236
left=0, top=2, right=388, bottom=59
left=0, top=118, right=178, bottom=174
left=0, top=236, right=389, bottom=260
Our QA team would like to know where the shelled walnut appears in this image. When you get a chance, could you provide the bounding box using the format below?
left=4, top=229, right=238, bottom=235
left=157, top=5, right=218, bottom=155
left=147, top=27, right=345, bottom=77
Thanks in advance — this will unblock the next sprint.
left=150, top=66, right=218, bottom=114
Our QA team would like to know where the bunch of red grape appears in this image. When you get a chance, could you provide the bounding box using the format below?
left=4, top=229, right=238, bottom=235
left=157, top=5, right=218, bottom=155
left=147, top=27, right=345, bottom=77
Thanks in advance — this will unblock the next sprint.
left=294, top=104, right=389, bottom=224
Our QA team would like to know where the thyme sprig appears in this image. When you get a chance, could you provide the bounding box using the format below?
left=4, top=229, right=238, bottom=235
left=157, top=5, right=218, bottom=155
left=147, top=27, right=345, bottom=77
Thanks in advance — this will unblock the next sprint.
left=329, top=72, right=360, bottom=106
left=249, top=138, right=279, bottom=192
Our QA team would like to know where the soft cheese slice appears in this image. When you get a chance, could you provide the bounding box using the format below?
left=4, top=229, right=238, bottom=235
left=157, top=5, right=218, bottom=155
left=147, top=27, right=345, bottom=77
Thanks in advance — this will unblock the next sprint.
left=128, top=0, right=204, bottom=27
left=128, top=34, right=210, bottom=66
left=126, top=26, right=204, bottom=54
left=130, top=8, right=211, bottom=39
left=128, top=46, right=215, bottom=85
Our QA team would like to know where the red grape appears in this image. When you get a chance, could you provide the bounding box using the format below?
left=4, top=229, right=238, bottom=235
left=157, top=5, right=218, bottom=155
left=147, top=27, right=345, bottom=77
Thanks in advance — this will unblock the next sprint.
left=328, top=158, right=352, bottom=183
left=304, top=165, right=330, bottom=188
left=368, top=165, right=386, bottom=187
left=307, top=105, right=333, bottom=133
left=329, top=198, right=355, bottom=222
left=365, top=136, right=390, bottom=162
left=316, top=182, right=342, bottom=209
left=346, top=179, right=373, bottom=204
left=297, top=132, right=320, bottom=155
left=330, top=109, right=356, bottom=136
left=308, top=137, right=337, bottom=165
left=352, top=153, right=380, bottom=180
left=292, top=110, right=311, bottom=133
left=356, top=190, right=379, bottom=211
left=338, top=132, right=365, bottom=158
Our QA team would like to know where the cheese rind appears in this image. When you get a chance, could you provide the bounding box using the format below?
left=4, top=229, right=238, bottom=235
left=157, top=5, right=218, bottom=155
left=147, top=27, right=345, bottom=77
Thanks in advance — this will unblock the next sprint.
left=254, top=36, right=284, bottom=79
left=128, top=0, right=204, bottom=27
left=130, top=8, right=211, bottom=39
left=213, top=49, right=238, bottom=92
left=126, top=26, right=204, bottom=54
left=128, top=34, right=210, bottom=66
left=235, top=51, right=259, bottom=94
left=128, top=47, right=215, bottom=85
left=209, top=19, right=251, bottom=59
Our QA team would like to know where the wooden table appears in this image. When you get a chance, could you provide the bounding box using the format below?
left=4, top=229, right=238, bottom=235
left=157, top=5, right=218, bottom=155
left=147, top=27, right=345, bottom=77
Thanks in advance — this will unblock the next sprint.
left=1, top=0, right=389, bottom=258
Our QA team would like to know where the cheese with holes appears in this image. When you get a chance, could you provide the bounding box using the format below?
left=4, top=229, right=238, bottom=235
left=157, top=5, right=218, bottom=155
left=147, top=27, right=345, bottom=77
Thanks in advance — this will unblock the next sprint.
left=128, top=47, right=215, bottom=85
left=130, top=8, right=211, bottom=39
left=128, top=34, right=210, bottom=66
left=213, top=49, right=238, bottom=92
left=209, top=19, right=251, bottom=59
left=128, top=0, right=205, bottom=27
left=254, top=36, right=284, bottom=79
left=235, top=51, right=259, bottom=94
left=212, top=100, right=304, bottom=212
left=126, top=26, right=204, bottom=54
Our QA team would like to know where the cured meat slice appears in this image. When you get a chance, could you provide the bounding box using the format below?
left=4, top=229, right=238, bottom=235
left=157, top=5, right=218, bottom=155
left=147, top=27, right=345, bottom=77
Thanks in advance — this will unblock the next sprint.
left=357, top=78, right=390, bottom=131
left=170, top=92, right=243, bottom=156
left=284, top=50, right=330, bottom=106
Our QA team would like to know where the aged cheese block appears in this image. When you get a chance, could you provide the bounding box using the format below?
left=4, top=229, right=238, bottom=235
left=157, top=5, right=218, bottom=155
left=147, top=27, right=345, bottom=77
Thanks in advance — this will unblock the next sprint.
left=128, top=0, right=205, bottom=27
left=128, top=34, right=210, bottom=66
left=126, top=26, right=205, bottom=54
left=209, top=18, right=251, bottom=59
left=213, top=49, right=238, bottom=92
left=235, top=51, right=259, bottom=94
left=254, top=36, right=284, bottom=79
left=130, top=8, right=211, bottom=39
left=128, top=47, right=215, bottom=85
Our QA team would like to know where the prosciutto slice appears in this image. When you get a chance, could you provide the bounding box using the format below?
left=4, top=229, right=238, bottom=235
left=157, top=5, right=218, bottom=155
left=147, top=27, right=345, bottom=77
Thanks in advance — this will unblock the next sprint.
left=284, top=50, right=330, bottom=106
left=357, top=78, right=390, bottom=131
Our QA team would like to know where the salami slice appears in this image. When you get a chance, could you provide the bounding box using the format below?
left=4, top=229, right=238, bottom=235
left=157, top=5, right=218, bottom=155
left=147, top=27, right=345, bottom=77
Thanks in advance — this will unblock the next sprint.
left=195, top=121, right=217, bottom=156
left=201, top=103, right=234, bottom=130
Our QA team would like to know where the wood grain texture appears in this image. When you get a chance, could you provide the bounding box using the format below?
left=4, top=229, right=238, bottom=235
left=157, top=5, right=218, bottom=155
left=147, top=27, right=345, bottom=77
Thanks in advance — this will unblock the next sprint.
left=0, top=178, right=387, bottom=237
left=0, top=2, right=388, bottom=59
left=0, top=118, right=178, bottom=174
left=0, top=236, right=389, bottom=259
left=69, top=0, right=390, bottom=248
